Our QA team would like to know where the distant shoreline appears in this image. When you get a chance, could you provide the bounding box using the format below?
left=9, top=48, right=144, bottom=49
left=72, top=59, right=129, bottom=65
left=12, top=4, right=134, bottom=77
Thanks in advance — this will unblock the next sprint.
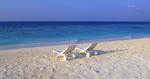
left=0, top=36, right=150, bottom=50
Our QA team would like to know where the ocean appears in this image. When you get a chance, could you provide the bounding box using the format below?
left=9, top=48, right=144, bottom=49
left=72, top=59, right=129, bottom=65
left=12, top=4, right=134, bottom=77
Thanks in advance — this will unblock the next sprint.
left=0, top=22, right=150, bottom=49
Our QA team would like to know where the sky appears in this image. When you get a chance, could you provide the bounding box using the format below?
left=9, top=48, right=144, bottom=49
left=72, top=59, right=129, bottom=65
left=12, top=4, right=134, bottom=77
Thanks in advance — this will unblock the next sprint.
left=0, top=0, right=150, bottom=21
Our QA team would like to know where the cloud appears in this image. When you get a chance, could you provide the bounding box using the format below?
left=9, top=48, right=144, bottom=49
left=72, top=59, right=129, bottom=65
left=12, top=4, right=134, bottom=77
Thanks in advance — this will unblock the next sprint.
left=128, top=5, right=136, bottom=8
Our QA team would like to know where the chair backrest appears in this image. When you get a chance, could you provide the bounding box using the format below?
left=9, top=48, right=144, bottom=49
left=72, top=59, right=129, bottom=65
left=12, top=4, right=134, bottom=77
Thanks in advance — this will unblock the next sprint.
left=85, top=42, right=98, bottom=51
left=62, top=44, right=77, bottom=54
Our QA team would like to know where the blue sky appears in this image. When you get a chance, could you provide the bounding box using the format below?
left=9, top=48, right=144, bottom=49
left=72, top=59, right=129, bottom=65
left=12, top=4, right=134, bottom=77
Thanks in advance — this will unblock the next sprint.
left=0, top=0, right=150, bottom=21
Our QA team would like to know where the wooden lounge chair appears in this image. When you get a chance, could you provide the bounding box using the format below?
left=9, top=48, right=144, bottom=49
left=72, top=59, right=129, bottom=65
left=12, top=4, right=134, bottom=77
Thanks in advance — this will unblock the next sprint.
left=76, top=42, right=98, bottom=58
left=53, top=45, right=77, bottom=61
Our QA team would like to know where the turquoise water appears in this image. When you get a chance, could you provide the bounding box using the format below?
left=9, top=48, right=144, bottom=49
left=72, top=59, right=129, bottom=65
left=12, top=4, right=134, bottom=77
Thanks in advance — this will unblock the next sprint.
left=0, top=22, right=150, bottom=49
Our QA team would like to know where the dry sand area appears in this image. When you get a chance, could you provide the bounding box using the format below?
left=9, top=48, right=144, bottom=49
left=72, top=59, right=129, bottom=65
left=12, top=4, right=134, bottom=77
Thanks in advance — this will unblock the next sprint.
left=0, top=38, right=150, bottom=79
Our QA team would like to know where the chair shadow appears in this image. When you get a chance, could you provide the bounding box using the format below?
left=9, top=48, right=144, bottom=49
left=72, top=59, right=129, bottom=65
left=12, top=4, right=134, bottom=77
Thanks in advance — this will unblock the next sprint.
left=92, top=48, right=128, bottom=55
left=70, top=48, right=128, bottom=60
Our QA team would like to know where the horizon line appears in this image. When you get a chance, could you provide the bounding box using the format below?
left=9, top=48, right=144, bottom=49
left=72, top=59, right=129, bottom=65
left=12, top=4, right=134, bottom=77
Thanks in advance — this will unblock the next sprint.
left=0, top=21, right=150, bottom=23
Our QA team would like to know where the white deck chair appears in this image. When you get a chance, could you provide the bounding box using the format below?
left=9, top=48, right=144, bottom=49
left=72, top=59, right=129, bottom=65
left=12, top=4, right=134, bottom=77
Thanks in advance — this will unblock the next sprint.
left=53, top=45, right=77, bottom=61
left=76, top=42, right=98, bottom=58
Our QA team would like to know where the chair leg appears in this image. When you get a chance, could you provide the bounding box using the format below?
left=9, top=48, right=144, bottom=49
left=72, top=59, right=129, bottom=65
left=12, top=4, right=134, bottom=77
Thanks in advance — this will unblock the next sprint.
left=56, top=54, right=67, bottom=61
left=63, top=55, right=67, bottom=61
left=72, top=54, right=76, bottom=59
left=86, top=53, right=91, bottom=58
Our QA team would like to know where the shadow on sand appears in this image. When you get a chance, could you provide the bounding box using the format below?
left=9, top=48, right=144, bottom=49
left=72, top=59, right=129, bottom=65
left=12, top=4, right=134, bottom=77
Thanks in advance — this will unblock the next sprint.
left=92, top=48, right=128, bottom=55
left=70, top=49, right=128, bottom=60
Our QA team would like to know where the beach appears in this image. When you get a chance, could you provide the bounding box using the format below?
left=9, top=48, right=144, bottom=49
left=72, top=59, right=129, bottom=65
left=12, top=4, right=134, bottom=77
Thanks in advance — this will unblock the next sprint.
left=0, top=38, right=150, bottom=79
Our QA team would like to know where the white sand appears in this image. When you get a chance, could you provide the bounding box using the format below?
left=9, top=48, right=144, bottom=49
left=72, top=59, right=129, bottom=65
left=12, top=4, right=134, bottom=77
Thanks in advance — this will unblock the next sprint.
left=0, top=38, right=150, bottom=79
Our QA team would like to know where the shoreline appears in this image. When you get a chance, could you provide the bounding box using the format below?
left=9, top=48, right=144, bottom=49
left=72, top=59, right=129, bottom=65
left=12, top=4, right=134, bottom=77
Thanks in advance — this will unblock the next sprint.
left=0, top=36, right=150, bottom=50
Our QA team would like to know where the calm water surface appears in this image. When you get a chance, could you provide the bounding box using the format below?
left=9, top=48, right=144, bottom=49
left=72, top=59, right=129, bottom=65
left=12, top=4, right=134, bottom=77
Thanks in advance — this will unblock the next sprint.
left=0, top=22, right=150, bottom=49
